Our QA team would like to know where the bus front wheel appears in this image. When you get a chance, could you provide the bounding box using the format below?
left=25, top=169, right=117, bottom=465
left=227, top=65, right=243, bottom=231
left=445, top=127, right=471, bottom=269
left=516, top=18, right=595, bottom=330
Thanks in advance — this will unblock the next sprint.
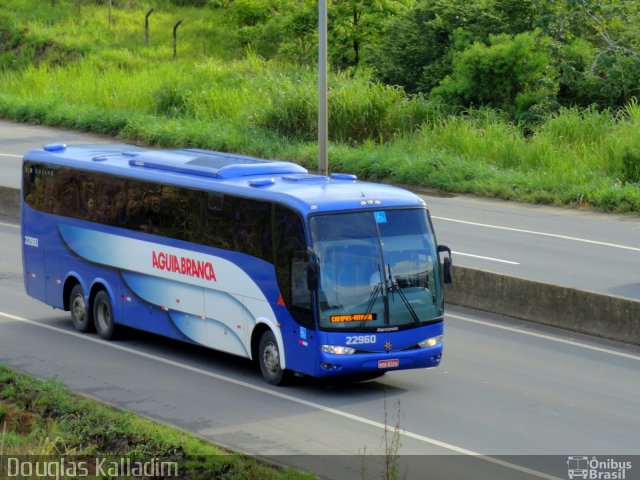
left=258, top=330, right=290, bottom=386
left=93, top=290, right=117, bottom=340
left=70, top=284, right=93, bottom=333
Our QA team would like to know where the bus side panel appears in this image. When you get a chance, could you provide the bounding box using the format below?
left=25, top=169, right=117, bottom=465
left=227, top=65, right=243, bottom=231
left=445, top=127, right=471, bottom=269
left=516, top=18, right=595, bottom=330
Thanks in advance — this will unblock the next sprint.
left=206, top=291, right=250, bottom=357
left=44, top=251, right=66, bottom=309
left=118, top=279, right=142, bottom=330
left=23, top=245, right=46, bottom=301
left=123, top=294, right=198, bottom=344
left=22, top=207, right=49, bottom=303
left=120, top=270, right=208, bottom=343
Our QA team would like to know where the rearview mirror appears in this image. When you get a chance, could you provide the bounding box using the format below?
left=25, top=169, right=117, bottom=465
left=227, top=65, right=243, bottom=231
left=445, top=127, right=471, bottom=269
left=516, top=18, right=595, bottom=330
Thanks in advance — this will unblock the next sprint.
left=437, top=245, right=453, bottom=284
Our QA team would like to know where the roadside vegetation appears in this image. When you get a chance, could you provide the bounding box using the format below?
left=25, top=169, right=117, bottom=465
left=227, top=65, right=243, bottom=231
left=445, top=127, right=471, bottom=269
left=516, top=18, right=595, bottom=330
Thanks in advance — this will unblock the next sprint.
left=1, top=0, right=640, bottom=212
left=0, top=364, right=311, bottom=479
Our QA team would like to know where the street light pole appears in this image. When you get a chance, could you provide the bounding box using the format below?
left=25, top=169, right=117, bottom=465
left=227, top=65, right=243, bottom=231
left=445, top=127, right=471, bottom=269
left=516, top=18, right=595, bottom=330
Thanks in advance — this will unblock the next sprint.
left=318, top=0, right=328, bottom=176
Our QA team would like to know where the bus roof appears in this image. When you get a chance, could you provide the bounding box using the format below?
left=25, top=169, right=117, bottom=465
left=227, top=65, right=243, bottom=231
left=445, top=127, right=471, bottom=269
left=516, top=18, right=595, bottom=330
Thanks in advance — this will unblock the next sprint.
left=24, top=143, right=426, bottom=215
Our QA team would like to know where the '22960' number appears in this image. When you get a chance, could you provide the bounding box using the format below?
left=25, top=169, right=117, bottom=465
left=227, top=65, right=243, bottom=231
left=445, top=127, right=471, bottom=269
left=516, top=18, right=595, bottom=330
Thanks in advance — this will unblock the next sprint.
left=24, top=235, right=39, bottom=247
left=346, top=335, right=376, bottom=346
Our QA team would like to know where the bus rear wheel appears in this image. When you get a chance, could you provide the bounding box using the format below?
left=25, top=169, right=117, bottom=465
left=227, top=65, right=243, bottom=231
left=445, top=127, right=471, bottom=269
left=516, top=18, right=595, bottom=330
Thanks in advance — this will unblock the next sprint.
left=93, top=290, right=117, bottom=340
left=70, top=284, right=93, bottom=333
left=258, top=330, right=290, bottom=386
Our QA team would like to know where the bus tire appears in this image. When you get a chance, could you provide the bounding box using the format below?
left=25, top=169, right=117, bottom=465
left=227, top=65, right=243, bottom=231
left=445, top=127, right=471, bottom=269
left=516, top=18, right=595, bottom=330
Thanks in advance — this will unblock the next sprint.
left=258, top=330, right=290, bottom=386
left=70, top=284, right=93, bottom=333
left=93, top=290, right=117, bottom=340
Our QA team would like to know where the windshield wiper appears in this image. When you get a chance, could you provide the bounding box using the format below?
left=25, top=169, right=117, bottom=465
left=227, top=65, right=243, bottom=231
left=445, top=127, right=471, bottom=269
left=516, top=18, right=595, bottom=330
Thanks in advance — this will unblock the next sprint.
left=359, top=265, right=384, bottom=331
left=365, top=283, right=382, bottom=315
left=387, top=264, right=421, bottom=326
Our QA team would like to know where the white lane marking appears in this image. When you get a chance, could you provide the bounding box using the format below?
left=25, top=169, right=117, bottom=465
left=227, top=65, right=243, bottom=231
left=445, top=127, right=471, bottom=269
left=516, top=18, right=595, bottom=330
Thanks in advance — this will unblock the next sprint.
left=453, top=251, right=520, bottom=265
left=0, top=222, right=20, bottom=229
left=0, top=153, right=21, bottom=158
left=432, top=216, right=640, bottom=253
left=0, top=310, right=559, bottom=480
left=448, top=313, right=640, bottom=362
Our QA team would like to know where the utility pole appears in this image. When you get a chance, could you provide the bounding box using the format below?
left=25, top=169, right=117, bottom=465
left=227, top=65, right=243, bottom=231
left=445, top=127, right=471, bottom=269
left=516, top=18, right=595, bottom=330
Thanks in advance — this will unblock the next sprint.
left=318, top=0, right=328, bottom=176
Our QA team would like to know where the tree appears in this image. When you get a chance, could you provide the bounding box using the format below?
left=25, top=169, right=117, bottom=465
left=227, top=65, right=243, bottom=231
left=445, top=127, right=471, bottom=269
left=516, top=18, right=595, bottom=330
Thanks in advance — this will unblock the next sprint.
left=431, top=31, right=558, bottom=119
left=371, top=0, right=537, bottom=94
left=536, top=0, right=640, bottom=109
left=229, top=0, right=411, bottom=68
left=329, top=0, right=411, bottom=68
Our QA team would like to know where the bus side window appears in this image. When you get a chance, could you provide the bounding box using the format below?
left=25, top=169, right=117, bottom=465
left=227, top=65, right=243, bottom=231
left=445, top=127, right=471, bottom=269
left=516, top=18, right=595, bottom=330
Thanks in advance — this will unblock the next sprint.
left=225, top=196, right=272, bottom=262
left=126, top=180, right=161, bottom=234
left=23, top=162, right=36, bottom=206
left=23, top=162, right=56, bottom=213
left=208, top=192, right=223, bottom=211
left=95, top=175, right=127, bottom=227
left=160, top=185, right=194, bottom=242
left=59, top=174, right=80, bottom=218
left=77, top=173, right=95, bottom=219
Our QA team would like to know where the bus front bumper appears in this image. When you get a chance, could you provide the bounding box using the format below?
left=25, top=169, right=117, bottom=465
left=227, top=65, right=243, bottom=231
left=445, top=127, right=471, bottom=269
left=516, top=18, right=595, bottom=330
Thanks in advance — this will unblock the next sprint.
left=315, top=344, right=443, bottom=377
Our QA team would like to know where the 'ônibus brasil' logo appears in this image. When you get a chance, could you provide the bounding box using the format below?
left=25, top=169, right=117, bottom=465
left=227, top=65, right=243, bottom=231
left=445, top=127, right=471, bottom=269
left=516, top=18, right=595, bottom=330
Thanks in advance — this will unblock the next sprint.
left=567, top=456, right=633, bottom=479
left=152, top=250, right=217, bottom=282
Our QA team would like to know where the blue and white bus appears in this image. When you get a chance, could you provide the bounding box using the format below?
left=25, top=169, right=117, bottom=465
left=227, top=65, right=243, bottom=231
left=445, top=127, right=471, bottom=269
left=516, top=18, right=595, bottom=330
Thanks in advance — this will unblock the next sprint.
left=21, top=143, right=452, bottom=385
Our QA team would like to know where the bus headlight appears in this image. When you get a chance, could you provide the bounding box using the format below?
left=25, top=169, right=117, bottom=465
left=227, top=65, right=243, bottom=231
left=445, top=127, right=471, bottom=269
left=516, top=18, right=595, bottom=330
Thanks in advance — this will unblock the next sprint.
left=418, top=335, right=442, bottom=348
left=321, top=345, right=356, bottom=355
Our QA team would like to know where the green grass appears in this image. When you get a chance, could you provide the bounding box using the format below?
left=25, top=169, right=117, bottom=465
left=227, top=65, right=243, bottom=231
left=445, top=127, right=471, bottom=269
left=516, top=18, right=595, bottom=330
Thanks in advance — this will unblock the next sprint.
left=1, top=0, right=640, bottom=213
left=0, top=364, right=312, bottom=479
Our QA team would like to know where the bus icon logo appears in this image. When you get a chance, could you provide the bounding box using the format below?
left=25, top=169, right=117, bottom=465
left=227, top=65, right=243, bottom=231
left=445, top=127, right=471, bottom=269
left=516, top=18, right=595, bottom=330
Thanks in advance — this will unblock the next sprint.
left=567, top=456, right=589, bottom=479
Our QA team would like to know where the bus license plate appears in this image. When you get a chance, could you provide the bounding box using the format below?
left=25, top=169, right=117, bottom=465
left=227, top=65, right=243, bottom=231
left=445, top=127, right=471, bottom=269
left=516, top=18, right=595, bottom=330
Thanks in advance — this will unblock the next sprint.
left=378, top=359, right=399, bottom=369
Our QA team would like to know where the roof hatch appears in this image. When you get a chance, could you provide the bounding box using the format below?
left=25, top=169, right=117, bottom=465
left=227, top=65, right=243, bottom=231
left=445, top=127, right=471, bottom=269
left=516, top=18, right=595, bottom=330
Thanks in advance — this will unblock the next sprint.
left=128, top=150, right=307, bottom=179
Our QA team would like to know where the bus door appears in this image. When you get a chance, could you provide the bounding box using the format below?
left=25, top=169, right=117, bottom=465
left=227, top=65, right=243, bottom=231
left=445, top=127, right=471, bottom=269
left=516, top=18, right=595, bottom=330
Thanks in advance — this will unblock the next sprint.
left=277, top=252, right=318, bottom=375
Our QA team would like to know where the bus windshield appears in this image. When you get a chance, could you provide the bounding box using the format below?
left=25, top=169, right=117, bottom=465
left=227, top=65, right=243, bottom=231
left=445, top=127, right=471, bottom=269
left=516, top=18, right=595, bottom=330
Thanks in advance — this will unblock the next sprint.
left=310, top=209, right=443, bottom=331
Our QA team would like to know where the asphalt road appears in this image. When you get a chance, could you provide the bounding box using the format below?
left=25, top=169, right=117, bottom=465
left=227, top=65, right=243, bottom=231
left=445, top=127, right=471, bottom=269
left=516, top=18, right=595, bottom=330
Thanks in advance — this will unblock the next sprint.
left=425, top=193, right=640, bottom=300
left=1, top=120, right=639, bottom=301
left=0, top=219, right=639, bottom=479
left=0, top=120, right=122, bottom=188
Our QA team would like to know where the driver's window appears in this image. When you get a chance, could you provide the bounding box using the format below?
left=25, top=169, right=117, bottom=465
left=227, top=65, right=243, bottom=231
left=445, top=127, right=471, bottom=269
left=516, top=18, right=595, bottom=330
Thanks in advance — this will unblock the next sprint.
left=274, top=205, right=314, bottom=328
left=291, top=255, right=310, bottom=309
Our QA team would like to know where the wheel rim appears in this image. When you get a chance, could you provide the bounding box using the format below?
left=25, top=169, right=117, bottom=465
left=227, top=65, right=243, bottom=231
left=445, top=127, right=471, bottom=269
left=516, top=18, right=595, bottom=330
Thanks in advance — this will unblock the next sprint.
left=71, top=294, right=86, bottom=323
left=262, top=341, right=280, bottom=374
left=96, top=301, right=111, bottom=333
